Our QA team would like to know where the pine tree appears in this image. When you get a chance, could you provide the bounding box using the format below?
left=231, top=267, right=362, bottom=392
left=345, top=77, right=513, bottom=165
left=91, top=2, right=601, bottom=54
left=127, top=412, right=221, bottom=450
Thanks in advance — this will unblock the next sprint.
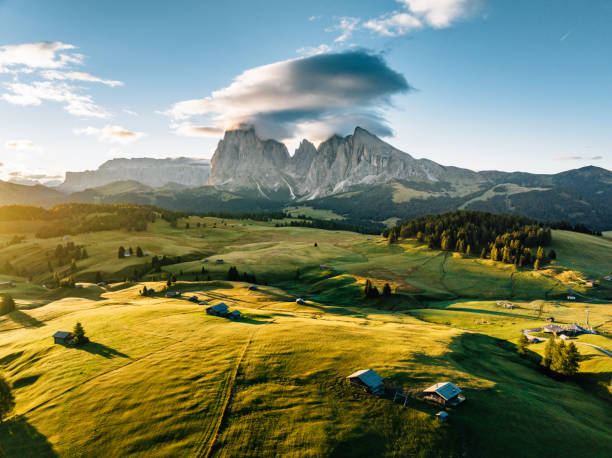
left=73, top=322, right=87, bottom=346
left=136, top=246, right=143, bottom=257
left=561, top=342, right=580, bottom=376
left=543, top=336, right=556, bottom=369
left=95, top=271, right=102, bottom=283
left=551, top=340, right=566, bottom=373
left=517, top=333, right=529, bottom=356
left=0, top=375, right=15, bottom=424
left=364, top=279, right=372, bottom=298
left=118, top=246, right=125, bottom=259
left=128, top=247, right=133, bottom=256
left=382, top=283, right=392, bottom=297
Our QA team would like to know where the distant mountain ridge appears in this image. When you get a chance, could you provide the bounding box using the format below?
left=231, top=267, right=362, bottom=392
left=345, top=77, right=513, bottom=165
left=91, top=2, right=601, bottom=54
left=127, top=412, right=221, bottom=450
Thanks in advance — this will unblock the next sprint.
left=59, top=157, right=210, bottom=192
left=3, top=127, right=611, bottom=230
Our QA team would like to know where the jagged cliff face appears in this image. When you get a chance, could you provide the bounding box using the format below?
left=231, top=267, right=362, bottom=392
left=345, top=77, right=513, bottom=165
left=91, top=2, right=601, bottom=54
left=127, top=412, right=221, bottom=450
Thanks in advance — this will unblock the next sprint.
left=209, top=126, right=484, bottom=199
left=209, top=127, right=292, bottom=196
left=59, top=157, right=210, bottom=192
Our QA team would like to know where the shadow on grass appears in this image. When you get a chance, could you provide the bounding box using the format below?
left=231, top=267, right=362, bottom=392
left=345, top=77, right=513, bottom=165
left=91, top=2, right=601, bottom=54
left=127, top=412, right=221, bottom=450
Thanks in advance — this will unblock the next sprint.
left=0, top=416, right=57, bottom=457
left=239, top=317, right=273, bottom=325
left=73, top=342, right=130, bottom=359
left=9, top=310, right=44, bottom=328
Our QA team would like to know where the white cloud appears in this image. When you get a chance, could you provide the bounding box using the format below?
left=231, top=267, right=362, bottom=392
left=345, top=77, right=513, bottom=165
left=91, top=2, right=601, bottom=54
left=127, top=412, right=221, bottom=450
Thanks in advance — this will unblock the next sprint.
left=123, top=108, right=139, bottom=116
left=40, top=70, right=123, bottom=87
left=2, top=81, right=110, bottom=118
left=171, top=122, right=224, bottom=138
left=296, top=44, right=333, bottom=56
left=0, top=42, right=82, bottom=73
left=556, top=155, right=603, bottom=161
left=163, top=50, right=410, bottom=142
left=364, top=13, right=422, bottom=37
left=400, top=0, right=469, bottom=28
left=4, top=139, right=38, bottom=151
left=327, top=17, right=360, bottom=43
left=73, top=125, right=145, bottom=144
left=361, top=0, right=474, bottom=38
left=0, top=41, right=122, bottom=118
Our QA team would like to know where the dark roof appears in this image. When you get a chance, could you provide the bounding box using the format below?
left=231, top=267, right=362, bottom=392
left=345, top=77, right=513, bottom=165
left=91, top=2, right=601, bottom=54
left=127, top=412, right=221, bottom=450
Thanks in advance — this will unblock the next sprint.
left=53, top=331, right=72, bottom=339
left=347, top=369, right=384, bottom=388
left=210, top=303, right=229, bottom=313
left=424, top=382, right=462, bottom=400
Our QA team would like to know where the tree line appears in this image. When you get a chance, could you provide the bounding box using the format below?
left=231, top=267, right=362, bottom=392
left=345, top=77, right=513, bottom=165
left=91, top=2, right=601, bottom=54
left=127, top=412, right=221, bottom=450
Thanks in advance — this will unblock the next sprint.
left=384, top=211, right=554, bottom=268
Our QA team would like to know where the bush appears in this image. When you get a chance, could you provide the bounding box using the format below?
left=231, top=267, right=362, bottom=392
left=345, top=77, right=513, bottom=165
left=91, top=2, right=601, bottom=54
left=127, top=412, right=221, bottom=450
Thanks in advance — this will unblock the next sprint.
left=0, top=294, right=16, bottom=315
left=0, top=375, right=15, bottom=423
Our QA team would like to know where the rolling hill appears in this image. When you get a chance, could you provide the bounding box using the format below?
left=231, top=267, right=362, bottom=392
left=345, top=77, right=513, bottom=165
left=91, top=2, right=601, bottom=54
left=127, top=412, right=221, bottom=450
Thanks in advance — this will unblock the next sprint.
left=0, top=214, right=611, bottom=456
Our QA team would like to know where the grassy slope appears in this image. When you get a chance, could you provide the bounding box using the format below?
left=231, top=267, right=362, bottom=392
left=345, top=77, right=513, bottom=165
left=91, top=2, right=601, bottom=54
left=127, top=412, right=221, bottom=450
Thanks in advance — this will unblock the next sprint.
left=1, top=283, right=611, bottom=457
left=1, top=218, right=612, bottom=456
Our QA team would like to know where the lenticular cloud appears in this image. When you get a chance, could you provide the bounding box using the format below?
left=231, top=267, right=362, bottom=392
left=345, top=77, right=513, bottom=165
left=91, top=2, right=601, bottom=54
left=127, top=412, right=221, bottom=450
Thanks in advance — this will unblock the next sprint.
left=166, top=50, right=411, bottom=142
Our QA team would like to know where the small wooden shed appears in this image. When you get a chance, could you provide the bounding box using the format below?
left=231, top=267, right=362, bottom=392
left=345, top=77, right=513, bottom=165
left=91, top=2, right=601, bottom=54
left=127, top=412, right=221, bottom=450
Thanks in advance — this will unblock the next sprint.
left=346, top=369, right=384, bottom=394
left=423, top=382, right=465, bottom=407
left=53, top=331, right=73, bottom=345
left=207, top=303, right=230, bottom=317
left=228, top=310, right=241, bottom=319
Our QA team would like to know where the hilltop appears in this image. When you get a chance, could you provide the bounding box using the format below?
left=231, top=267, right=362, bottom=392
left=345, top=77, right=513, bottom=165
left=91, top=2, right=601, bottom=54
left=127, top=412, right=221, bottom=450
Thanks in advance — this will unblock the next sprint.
left=0, top=210, right=611, bottom=456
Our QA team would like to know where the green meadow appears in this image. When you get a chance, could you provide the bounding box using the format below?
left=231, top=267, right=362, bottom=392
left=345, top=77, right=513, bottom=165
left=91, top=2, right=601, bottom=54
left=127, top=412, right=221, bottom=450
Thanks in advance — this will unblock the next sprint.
left=0, top=216, right=611, bottom=456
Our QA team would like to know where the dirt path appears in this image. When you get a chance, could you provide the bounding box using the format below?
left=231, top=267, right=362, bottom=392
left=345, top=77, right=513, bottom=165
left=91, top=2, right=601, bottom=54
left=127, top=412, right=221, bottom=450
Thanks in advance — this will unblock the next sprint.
left=197, top=320, right=273, bottom=458
left=575, top=342, right=612, bottom=358
left=530, top=270, right=607, bottom=303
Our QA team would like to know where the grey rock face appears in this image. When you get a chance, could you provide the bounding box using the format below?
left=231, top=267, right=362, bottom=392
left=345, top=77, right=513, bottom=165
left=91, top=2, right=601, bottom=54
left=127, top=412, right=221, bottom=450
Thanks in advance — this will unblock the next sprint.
left=59, top=157, right=210, bottom=192
left=209, top=126, right=484, bottom=199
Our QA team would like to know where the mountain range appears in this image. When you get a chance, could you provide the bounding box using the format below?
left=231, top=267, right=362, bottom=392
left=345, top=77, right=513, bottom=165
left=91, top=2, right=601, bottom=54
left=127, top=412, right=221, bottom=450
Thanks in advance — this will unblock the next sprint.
left=2, top=127, right=611, bottom=230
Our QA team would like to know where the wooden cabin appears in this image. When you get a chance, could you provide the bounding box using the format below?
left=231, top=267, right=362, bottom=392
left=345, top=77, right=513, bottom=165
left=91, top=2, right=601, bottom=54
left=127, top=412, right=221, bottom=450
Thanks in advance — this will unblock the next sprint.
left=53, top=331, right=73, bottom=345
left=423, top=382, right=465, bottom=407
left=346, top=369, right=384, bottom=395
left=207, top=303, right=230, bottom=317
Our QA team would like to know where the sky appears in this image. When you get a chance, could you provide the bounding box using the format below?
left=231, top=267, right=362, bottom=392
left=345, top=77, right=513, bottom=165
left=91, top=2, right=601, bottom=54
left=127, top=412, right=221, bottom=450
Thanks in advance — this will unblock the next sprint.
left=0, top=0, right=611, bottom=185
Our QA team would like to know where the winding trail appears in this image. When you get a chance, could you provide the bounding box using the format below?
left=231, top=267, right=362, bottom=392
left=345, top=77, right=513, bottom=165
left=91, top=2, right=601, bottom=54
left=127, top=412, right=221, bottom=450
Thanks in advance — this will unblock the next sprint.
left=575, top=342, right=612, bottom=358
left=530, top=269, right=608, bottom=303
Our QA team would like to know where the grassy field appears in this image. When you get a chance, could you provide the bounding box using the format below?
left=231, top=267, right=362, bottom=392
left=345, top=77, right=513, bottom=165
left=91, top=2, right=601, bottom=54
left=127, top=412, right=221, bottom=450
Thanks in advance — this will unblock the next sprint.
left=284, top=206, right=344, bottom=220
left=1, top=217, right=611, bottom=456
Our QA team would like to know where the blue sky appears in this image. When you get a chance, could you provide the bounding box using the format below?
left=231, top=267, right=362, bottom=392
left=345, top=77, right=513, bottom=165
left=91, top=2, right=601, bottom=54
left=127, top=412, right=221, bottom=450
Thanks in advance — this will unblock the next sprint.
left=0, top=0, right=610, bottom=184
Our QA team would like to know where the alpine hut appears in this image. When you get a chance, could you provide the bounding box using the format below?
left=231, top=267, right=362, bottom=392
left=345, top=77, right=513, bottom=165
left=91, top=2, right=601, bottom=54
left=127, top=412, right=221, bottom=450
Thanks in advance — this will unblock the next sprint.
left=53, top=331, right=73, bottom=345
left=423, top=382, right=465, bottom=407
left=346, top=369, right=384, bottom=394
left=206, top=303, right=230, bottom=317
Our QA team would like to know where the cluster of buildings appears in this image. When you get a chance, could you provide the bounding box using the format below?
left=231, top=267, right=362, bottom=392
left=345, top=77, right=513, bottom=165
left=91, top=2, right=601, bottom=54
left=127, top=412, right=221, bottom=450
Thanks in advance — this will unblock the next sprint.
left=346, top=369, right=465, bottom=422
left=165, top=291, right=241, bottom=319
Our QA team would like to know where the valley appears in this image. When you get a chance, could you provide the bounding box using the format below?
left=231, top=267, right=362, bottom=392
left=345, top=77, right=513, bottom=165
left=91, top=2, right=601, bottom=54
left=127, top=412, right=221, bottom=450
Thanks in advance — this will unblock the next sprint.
left=1, top=210, right=611, bottom=457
